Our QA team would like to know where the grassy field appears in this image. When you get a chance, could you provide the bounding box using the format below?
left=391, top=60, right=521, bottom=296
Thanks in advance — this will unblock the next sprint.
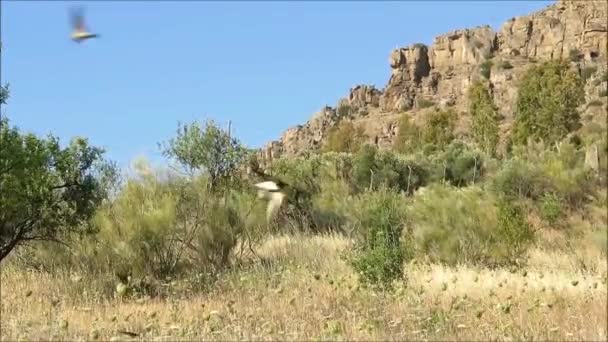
left=2, top=233, right=606, bottom=341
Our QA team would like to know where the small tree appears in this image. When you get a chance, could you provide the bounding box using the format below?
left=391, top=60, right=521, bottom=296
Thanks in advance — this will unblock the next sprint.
left=323, top=120, right=367, bottom=153
left=422, top=108, right=457, bottom=151
left=160, top=119, right=249, bottom=191
left=468, top=81, right=499, bottom=155
left=0, top=116, right=116, bottom=262
left=394, top=114, right=422, bottom=154
left=512, top=60, right=585, bottom=146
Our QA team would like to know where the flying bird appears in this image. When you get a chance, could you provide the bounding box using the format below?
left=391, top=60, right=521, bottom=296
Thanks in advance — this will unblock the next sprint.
left=254, top=180, right=287, bottom=223
left=69, top=7, right=99, bottom=43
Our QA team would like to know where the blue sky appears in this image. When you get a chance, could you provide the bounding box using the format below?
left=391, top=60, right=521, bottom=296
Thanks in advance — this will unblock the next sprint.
left=2, top=0, right=553, bottom=169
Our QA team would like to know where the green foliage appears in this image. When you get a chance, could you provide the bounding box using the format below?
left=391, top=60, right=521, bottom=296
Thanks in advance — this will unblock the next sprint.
left=417, top=99, right=435, bottom=109
left=512, top=60, right=585, bottom=146
left=421, top=109, right=457, bottom=151
left=92, top=164, right=244, bottom=280
left=337, top=103, right=352, bottom=117
left=602, top=71, right=608, bottom=82
left=160, top=119, right=249, bottom=191
left=480, top=60, right=493, bottom=79
left=539, top=192, right=562, bottom=226
left=349, top=190, right=409, bottom=289
left=492, top=159, right=548, bottom=200
left=322, top=121, right=367, bottom=153
left=569, top=48, right=582, bottom=62
left=439, top=140, right=485, bottom=186
left=351, top=145, right=429, bottom=194
left=394, top=114, right=422, bottom=154
left=600, top=89, right=608, bottom=97
left=0, top=116, right=116, bottom=262
left=581, top=66, right=598, bottom=81
left=408, top=185, right=533, bottom=267
left=494, top=141, right=593, bottom=210
left=468, top=81, right=499, bottom=155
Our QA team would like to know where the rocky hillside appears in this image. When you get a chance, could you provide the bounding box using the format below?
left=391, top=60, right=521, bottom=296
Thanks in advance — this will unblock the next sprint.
left=258, top=0, right=607, bottom=164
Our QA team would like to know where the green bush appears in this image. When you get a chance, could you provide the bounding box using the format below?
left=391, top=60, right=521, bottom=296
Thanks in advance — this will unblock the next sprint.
left=492, top=158, right=549, bottom=200
left=322, top=121, right=367, bottom=153
left=417, top=98, right=435, bottom=109
left=468, top=81, right=499, bottom=155
left=421, top=109, right=457, bottom=151
left=394, top=114, right=422, bottom=154
left=349, top=190, right=410, bottom=289
left=439, top=140, right=485, bottom=186
left=91, top=163, right=244, bottom=281
left=480, top=60, right=493, bottom=79
left=350, top=145, right=430, bottom=194
left=408, top=184, right=533, bottom=267
left=159, top=119, right=249, bottom=191
left=512, top=60, right=585, bottom=146
left=495, top=141, right=593, bottom=210
left=539, top=192, right=562, bottom=226
left=337, top=103, right=352, bottom=117
left=569, top=48, right=582, bottom=62
left=0, top=115, right=117, bottom=263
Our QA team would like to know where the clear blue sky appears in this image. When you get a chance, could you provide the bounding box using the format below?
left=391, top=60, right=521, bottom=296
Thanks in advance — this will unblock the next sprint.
left=2, top=0, right=553, bottom=169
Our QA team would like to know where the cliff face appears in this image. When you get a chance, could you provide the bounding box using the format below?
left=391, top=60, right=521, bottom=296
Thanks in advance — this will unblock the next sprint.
left=258, top=0, right=608, bottom=164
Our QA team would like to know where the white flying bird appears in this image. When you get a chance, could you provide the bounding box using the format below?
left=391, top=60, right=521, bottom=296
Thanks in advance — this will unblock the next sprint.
left=69, top=7, right=99, bottom=43
left=254, top=181, right=286, bottom=223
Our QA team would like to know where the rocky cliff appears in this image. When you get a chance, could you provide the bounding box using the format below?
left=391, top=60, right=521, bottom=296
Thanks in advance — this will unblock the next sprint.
left=258, top=0, right=608, bottom=164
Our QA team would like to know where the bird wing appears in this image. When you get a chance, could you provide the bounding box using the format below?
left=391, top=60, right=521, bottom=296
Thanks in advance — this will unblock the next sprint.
left=255, top=181, right=280, bottom=192
left=266, top=192, right=285, bottom=221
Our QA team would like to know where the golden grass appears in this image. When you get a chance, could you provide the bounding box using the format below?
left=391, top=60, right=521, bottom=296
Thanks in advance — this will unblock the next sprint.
left=1, top=233, right=606, bottom=341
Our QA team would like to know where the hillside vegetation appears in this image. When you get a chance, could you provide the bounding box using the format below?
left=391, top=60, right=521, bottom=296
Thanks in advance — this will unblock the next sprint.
left=2, top=57, right=607, bottom=341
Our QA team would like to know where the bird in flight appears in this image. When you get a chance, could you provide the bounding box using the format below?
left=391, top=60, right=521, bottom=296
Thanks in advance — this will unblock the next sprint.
left=69, top=6, right=99, bottom=43
left=254, top=180, right=287, bottom=223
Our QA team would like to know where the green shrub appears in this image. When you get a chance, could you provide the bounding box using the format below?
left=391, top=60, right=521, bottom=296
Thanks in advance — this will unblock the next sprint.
left=439, top=140, right=485, bottom=186
left=492, top=158, right=549, bottom=200
left=496, top=141, right=593, bottom=209
left=337, top=103, right=352, bottom=117
left=421, top=109, right=457, bottom=150
left=159, top=119, right=249, bottom=191
left=512, top=60, right=585, bottom=146
left=91, top=164, right=244, bottom=281
left=408, top=184, right=533, bottom=267
left=468, top=81, right=499, bottom=155
left=322, top=121, right=367, bottom=153
left=569, top=48, right=582, bottom=62
left=349, top=190, right=410, bottom=289
left=350, top=145, right=430, bottom=194
left=417, top=99, right=435, bottom=109
left=394, top=114, right=422, bottom=154
left=539, top=192, right=562, bottom=226
left=480, top=60, right=493, bottom=79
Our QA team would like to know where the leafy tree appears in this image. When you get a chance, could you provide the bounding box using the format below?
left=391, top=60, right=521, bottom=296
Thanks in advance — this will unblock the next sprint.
left=394, top=114, right=422, bottom=154
left=160, top=119, right=249, bottom=191
left=421, top=108, right=457, bottom=151
left=512, top=60, right=585, bottom=146
left=468, top=81, right=499, bottom=155
left=0, top=114, right=117, bottom=262
left=322, top=120, right=367, bottom=153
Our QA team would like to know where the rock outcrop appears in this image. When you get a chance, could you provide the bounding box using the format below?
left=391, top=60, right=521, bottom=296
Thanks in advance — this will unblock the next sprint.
left=258, top=0, right=608, bottom=165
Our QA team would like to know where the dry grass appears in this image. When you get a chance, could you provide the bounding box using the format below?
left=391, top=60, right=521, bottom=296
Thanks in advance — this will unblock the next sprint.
left=1, top=233, right=607, bottom=341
